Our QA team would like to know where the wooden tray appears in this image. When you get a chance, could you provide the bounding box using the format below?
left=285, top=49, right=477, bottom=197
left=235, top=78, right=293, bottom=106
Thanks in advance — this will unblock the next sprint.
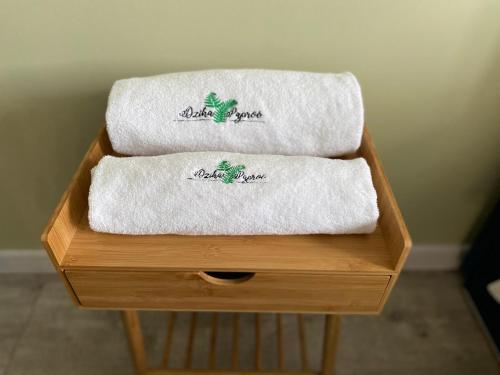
left=41, top=126, right=411, bottom=313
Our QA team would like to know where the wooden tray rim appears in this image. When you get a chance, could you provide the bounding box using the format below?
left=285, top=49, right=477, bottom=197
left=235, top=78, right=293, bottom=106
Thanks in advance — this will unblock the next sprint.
left=41, top=125, right=411, bottom=275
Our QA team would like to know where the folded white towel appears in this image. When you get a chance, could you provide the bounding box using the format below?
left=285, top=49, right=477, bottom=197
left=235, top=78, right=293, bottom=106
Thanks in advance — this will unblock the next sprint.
left=106, top=70, right=364, bottom=157
left=88, top=152, right=378, bottom=235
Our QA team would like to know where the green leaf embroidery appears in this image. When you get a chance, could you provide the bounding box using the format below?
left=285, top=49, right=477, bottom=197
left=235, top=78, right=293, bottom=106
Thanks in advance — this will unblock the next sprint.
left=213, top=99, right=238, bottom=123
left=217, top=160, right=231, bottom=172
left=204, top=92, right=222, bottom=109
left=216, top=160, right=245, bottom=184
left=204, top=93, right=238, bottom=124
left=223, top=165, right=245, bottom=184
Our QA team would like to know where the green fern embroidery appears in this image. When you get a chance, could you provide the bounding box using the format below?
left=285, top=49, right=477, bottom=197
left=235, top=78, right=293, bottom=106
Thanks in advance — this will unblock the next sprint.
left=216, top=160, right=232, bottom=171
left=204, top=93, right=237, bottom=123
left=216, top=160, right=245, bottom=184
left=204, top=92, right=222, bottom=109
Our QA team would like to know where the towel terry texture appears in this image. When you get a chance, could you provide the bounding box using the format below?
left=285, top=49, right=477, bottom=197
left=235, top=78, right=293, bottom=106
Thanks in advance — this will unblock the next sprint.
left=88, top=152, right=378, bottom=235
left=106, top=70, right=364, bottom=157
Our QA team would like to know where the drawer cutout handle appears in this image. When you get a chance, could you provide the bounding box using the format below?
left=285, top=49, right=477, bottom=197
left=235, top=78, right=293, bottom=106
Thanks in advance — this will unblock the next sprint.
left=198, top=271, right=255, bottom=285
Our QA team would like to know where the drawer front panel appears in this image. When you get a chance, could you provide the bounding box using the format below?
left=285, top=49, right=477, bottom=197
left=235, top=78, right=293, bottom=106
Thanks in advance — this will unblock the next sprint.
left=66, top=270, right=390, bottom=313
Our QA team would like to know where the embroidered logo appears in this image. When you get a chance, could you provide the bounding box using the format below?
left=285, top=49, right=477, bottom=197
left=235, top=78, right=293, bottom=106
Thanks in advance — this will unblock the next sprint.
left=204, top=93, right=237, bottom=124
left=177, top=93, right=264, bottom=124
left=216, top=160, right=245, bottom=184
left=188, top=160, right=267, bottom=184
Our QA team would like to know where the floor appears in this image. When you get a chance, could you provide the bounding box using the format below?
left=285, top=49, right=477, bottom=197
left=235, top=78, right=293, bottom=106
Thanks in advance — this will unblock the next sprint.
left=0, top=272, right=498, bottom=375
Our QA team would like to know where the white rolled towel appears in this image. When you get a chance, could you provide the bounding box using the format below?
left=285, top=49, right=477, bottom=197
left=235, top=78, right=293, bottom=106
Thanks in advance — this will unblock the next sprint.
left=106, top=70, right=364, bottom=157
left=88, top=152, right=378, bottom=235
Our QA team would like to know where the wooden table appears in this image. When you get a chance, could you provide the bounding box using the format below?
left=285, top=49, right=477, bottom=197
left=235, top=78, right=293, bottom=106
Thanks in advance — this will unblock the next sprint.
left=42, top=126, right=411, bottom=375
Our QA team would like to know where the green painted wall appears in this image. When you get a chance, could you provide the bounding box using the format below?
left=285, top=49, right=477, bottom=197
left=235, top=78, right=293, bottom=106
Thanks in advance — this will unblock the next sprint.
left=1, top=0, right=499, bottom=248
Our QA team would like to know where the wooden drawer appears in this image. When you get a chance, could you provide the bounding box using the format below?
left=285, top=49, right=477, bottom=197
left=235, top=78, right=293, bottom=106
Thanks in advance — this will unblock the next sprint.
left=66, top=270, right=390, bottom=313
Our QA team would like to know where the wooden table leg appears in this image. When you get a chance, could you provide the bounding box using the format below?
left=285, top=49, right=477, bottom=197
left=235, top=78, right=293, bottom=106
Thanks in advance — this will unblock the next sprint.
left=122, top=310, right=148, bottom=375
left=321, top=315, right=341, bottom=375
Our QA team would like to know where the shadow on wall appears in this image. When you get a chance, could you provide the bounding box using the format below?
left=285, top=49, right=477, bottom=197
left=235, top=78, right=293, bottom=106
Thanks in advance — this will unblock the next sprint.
left=0, top=90, right=107, bottom=248
left=464, top=183, right=500, bottom=246
left=457, top=42, right=500, bottom=244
